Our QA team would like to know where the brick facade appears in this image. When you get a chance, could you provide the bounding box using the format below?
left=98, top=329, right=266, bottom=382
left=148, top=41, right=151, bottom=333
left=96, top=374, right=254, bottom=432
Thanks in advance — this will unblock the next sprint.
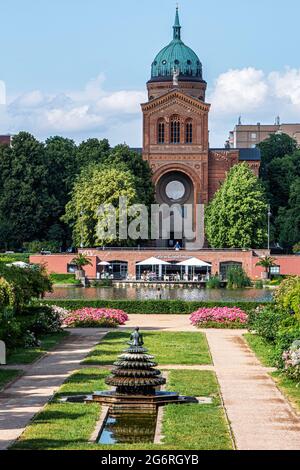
left=30, top=250, right=300, bottom=281
left=141, top=61, right=260, bottom=246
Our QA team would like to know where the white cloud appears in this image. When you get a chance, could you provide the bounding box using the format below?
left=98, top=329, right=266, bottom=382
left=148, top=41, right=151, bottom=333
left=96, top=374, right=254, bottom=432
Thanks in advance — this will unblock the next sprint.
left=2, top=67, right=300, bottom=147
left=269, top=68, right=300, bottom=106
left=209, top=66, right=300, bottom=146
left=97, top=90, right=146, bottom=114
left=0, top=74, right=147, bottom=144
left=0, top=81, right=6, bottom=105
left=209, top=68, right=268, bottom=115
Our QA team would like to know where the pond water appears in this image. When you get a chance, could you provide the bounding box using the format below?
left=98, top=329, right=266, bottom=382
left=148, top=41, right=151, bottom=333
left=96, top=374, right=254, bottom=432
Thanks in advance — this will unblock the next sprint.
left=98, top=411, right=157, bottom=445
left=45, top=286, right=274, bottom=302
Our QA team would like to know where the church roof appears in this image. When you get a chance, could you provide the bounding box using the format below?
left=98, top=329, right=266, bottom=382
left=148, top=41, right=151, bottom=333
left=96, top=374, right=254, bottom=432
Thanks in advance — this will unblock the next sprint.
left=150, top=8, right=203, bottom=83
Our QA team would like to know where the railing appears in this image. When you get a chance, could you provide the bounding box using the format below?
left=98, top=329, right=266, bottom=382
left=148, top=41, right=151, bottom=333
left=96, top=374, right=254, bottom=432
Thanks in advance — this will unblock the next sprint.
left=92, top=247, right=252, bottom=253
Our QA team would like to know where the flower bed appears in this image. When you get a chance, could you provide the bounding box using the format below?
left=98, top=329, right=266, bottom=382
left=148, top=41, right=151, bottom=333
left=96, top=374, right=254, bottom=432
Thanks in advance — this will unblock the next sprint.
left=190, top=307, right=248, bottom=328
left=63, top=308, right=129, bottom=328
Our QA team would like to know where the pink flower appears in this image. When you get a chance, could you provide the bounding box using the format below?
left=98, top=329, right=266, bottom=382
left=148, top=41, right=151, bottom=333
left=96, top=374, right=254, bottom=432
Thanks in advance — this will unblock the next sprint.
left=190, top=307, right=248, bottom=326
left=63, top=308, right=129, bottom=327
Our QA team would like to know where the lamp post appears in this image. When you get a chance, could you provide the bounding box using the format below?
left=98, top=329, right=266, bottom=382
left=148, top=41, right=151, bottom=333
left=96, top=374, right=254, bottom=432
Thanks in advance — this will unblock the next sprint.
left=267, top=205, right=272, bottom=251
left=80, top=210, right=85, bottom=249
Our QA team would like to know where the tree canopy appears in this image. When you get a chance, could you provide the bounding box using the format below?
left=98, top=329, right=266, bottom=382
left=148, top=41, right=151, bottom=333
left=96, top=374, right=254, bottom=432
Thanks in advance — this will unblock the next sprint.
left=63, top=165, right=140, bottom=247
left=0, top=132, right=54, bottom=248
left=258, top=134, right=300, bottom=250
left=0, top=133, right=153, bottom=250
left=205, top=163, right=268, bottom=248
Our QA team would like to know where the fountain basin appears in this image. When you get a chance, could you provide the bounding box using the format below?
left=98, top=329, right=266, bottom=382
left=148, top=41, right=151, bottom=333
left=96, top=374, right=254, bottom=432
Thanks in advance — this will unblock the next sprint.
left=87, top=390, right=181, bottom=411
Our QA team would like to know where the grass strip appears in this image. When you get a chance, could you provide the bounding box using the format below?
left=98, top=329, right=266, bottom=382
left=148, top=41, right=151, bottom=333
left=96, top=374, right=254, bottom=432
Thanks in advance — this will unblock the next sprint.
left=83, top=331, right=212, bottom=366
left=7, top=331, right=69, bottom=365
left=12, top=368, right=232, bottom=450
left=0, top=369, right=22, bottom=390
left=243, top=333, right=276, bottom=367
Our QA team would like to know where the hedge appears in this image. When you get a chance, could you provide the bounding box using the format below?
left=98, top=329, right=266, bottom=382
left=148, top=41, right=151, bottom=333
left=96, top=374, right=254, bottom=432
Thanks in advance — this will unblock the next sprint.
left=39, top=299, right=273, bottom=315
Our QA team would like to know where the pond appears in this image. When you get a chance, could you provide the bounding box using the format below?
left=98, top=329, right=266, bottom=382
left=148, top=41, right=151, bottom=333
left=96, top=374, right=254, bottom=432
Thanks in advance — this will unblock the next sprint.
left=45, top=286, right=274, bottom=302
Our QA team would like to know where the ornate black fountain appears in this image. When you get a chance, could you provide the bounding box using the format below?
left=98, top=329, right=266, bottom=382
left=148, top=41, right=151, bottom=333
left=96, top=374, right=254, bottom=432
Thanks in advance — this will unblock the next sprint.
left=91, top=328, right=180, bottom=411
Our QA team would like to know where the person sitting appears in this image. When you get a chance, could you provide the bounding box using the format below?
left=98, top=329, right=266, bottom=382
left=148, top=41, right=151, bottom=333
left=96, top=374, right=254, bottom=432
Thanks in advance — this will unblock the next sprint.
left=174, top=241, right=181, bottom=251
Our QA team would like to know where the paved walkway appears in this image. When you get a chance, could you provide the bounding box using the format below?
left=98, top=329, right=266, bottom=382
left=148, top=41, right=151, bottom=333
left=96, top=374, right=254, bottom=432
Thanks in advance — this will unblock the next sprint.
left=0, top=328, right=107, bottom=450
left=205, top=329, right=300, bottom=450
left=121, top=314, right=195, bottom=331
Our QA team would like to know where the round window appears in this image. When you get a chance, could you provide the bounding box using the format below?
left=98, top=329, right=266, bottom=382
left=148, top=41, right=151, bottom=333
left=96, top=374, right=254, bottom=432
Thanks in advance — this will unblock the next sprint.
left=187, top=60, right=192, bottom=65
left=174, top=59, right=179, bottom=65
left=162, top=60, right=167, bottom=65
left=165, top=181, right=186, bottom=201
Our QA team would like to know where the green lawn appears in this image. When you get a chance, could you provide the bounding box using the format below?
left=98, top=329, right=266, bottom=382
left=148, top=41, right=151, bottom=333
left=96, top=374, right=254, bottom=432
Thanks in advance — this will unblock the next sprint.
left=83, top=331, right=212, bottom=366
left=271, top=371, right=300, bottom=414
left=243, top=333, right=276, bottom=367
left=12, top=368, right=232, bottom=450
left=0, top=369, right=22, bottom=390
left=50, top=273, right=81, bottom=286
left=7, top=331, right=69, bottom=365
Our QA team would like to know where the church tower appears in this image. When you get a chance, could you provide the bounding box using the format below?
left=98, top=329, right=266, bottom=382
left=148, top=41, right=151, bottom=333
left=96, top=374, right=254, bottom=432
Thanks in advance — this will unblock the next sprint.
left=141, top=8, right=211, bottom=247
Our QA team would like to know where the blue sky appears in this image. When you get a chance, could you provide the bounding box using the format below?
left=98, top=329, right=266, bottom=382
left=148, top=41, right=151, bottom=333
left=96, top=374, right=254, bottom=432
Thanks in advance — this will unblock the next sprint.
left=0, top=0, right=300, bottom=146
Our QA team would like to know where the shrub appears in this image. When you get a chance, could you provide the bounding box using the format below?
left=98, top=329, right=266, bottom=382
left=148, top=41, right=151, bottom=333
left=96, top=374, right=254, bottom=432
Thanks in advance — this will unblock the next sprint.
left=275, top=276, right=300, bottom=317
left=254, top=280, right=264, bottom=289
left=23, top=240, right=61, bottom=253
left=248, top=305, right=284, bottom=342
left=274, top=316, right=300, bottom=367
left=63, top=308, right=129, bottom=328
left=0, top=264, right=52, bottom=311
left=227, top=266, right=251, bottom=289
left=41, top=299, right=271, bottom=315
left=206, top=276, right=221, bottom=289
left=0, top=277, right=14, bottom=308
left=282, top=340, right=300, bottom=383
left=20, top=305, right=64, bottom=335
left=90, top=279, right=113, bottom=288
left=190, top=307, right=248, bottom=328
left=0, top=308, right=24, bottom=348
left=23, top=330, right=41, bottom=349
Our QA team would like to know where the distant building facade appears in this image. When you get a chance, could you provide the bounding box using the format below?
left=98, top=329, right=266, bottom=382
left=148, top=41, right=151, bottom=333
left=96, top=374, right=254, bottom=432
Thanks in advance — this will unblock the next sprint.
left=0, top=135, right=11, bottom=146
left=228, top=121, right=300, bottom=149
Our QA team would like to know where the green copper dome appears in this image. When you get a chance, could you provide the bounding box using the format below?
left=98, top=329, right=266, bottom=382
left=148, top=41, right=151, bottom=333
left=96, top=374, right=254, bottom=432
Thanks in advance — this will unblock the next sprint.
left=151, top=8, right=203, bottom=82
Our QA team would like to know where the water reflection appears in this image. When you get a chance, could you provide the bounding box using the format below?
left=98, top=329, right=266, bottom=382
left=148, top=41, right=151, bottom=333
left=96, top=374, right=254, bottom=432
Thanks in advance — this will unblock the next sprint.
left=46, top=286, right=273, bottom=302
left=98, top=412, right=157, bottom=445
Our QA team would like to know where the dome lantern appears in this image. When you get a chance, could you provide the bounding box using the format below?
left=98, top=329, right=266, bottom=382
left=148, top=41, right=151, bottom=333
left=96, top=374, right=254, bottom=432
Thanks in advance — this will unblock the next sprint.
left=150, top=7, right=203, bottom=82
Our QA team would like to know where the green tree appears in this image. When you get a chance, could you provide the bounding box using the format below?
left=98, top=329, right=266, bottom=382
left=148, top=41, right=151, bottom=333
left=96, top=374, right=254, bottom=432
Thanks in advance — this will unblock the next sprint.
left=71, top=254, right=93, bottom=270
left=256, top=256, right=277, bottom=279
left=0, top=132, right=54, bottom=248
left=258, top=135, right=299, bottom=249
left=106, top=145, right=155, bottom=207
left=63, top=165, right=139, bottom=247
left=44, top=136, right=78, bottom=246
left=258, top=133, right=297, bottom=180
left=76, top=138, right=110, bottom=168
left=205, top=163, right=268, bottom=248
left=276, top=178, right=300, bottom=249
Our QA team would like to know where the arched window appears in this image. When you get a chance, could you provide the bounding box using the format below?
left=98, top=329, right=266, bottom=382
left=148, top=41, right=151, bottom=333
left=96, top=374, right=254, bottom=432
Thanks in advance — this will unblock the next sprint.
left=185, top=120, right=193, bottom=144
left=157, top=119, right=165, bottom=144
left=170, top=115, right=180, bottom=144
